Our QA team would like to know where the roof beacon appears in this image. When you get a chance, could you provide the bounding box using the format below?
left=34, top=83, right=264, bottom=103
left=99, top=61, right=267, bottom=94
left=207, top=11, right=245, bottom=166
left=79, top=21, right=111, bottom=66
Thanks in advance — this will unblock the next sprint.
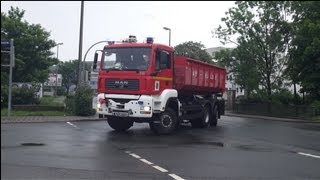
left=128, top=35, right=137, bottom=43
left=146, top=37, right=154, bottom=44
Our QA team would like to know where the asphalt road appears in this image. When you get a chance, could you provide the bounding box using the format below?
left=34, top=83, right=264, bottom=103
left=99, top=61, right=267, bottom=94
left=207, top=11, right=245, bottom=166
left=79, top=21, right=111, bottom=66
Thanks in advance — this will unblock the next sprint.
left=2, top=116, right=320, bottom=180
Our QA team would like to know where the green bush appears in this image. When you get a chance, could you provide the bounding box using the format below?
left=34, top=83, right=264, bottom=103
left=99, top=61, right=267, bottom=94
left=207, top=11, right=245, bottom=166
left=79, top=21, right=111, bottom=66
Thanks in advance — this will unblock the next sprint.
left=12, top=84, right=40, bottom=105
left=65, top=95, right=75, bottom=114
left=1, top=85, right=8, bottom=109
left=310, top=100, right=320, bottom=116
left=65, top=84, right=95, bottom=116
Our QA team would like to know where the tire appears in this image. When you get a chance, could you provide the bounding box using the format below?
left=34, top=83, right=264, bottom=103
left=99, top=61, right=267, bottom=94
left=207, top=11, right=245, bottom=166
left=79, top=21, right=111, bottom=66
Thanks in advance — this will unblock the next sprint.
left=149, top=108, right=178, bottom=135
left=210, top=105, right=218, bottom=127
left=107, top=117, right=133, bottom=132
left=190, top=105, right=210, bottom=128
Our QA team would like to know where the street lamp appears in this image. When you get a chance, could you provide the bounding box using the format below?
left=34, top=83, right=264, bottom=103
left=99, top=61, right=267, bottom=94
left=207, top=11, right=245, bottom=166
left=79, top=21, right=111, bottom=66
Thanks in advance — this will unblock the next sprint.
left=55, top=42, right=63, bottom=96
left=163, top=27, right=171, bottom=46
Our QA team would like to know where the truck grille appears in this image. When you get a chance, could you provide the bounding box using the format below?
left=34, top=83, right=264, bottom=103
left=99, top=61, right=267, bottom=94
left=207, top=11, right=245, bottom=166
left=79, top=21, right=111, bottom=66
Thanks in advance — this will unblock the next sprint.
left=106, top=79, right=139, bottom=90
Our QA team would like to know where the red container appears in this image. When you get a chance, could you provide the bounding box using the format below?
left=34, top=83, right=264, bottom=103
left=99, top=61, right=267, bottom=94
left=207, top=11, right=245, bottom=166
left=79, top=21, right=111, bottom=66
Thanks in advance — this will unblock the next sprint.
left=174, top=56, right=226, bottom=95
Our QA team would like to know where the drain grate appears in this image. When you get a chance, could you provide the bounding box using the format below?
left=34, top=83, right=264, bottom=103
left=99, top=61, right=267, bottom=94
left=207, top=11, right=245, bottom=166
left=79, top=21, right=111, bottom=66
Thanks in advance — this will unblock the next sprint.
left=21, top=143, right=45, bottom=146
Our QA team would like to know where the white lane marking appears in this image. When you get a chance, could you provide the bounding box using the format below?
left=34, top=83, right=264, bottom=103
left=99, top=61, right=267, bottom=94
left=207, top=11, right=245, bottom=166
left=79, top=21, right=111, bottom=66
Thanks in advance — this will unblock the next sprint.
left=152, top=165, right=168, bottom=172
left=298, top=152, right=320, bottom=159
left=125, top=151, right=185, bottom=179
left=169, top=174, right=185, bottom=180
left=67, top=122, right=78, bottom=128
left=140, top=158, right=153, bottom=165
left=129, top=153, right=141, bottom=159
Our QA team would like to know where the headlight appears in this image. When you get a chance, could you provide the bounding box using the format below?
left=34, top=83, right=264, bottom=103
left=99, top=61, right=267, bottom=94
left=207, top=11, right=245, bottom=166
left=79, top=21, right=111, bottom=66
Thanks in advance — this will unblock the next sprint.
left=143, top=106, right=151, bottom=111
left=97, top=103, right=101, bottom=109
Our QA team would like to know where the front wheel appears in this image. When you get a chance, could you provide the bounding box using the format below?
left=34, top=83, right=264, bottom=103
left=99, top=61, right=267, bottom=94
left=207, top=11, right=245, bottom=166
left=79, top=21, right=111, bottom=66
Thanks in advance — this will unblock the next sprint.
left=149, top=108, right=178, bottom=135
left=107, top=117, right=133, bottom=132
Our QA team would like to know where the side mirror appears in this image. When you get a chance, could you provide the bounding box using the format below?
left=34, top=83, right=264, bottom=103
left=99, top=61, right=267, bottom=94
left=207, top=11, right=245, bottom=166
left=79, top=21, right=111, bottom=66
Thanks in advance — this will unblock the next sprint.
left=93, top=52, right=98, bottom=70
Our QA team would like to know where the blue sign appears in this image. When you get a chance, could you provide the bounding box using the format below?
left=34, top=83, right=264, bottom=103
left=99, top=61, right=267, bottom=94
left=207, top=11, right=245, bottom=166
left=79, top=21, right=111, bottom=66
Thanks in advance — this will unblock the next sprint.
left=1, top=40, right=10, bottom=46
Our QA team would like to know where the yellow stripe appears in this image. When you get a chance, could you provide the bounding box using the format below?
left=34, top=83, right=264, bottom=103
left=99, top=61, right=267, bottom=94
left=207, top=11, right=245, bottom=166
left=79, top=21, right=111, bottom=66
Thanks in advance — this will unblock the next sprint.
left=152, top=77, right=173, bottom=81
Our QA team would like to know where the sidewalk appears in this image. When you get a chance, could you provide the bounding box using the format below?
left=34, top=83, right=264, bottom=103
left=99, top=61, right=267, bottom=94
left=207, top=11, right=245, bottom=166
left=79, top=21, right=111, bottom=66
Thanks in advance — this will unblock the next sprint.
left=1, top=115, right=101, bottom=124
left=224, top=111, right=319, bottom=123
left=1, top=112, right=318, bottom=124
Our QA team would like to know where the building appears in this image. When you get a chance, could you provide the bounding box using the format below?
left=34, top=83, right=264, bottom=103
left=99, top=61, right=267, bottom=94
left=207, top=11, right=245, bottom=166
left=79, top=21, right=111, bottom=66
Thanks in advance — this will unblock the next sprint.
left=43, top=73, right=62, bottom=96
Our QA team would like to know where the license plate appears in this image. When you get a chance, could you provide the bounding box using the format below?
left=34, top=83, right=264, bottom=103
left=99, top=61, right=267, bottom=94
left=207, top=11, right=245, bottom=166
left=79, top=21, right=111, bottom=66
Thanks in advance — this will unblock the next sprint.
left=113, top=112, right=129, bottom=117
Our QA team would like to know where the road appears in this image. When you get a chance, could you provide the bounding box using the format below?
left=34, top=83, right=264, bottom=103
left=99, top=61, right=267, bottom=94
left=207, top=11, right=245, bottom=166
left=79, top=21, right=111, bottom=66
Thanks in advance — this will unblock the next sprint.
left=2, top=116, right=320, bottom=180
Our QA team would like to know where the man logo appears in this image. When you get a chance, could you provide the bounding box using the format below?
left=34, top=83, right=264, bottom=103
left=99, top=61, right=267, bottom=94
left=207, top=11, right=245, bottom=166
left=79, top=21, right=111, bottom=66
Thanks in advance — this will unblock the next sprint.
left=115, top=80, right=128, bottom=88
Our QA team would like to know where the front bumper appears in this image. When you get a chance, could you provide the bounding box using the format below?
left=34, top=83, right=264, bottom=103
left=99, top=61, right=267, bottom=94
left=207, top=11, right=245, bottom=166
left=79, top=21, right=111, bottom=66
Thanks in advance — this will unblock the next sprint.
left=96, top=94, right=153, bottom=118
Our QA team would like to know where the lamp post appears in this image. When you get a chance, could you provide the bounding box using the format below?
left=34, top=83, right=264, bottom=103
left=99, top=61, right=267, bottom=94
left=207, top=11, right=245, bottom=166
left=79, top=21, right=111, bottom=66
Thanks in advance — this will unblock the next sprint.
left=163, top=27, right=171, bottom=46
left=77, top=1, right=84, bottom=86
left=55, top=42, right=63, bottom=96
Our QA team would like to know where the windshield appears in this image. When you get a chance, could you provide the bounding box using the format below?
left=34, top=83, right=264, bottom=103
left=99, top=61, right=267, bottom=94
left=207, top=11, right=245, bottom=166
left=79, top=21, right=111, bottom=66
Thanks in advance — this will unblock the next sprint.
left=102, top=47, right=151, bottom=71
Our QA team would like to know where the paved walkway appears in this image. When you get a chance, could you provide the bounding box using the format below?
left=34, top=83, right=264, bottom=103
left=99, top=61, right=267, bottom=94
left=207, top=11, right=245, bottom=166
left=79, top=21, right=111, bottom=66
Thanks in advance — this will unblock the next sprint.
left=1, top=112, right=318, bottom=124
left=224, top=112, right=318, bottom=123
left=1, top=115, right=100, bottom=124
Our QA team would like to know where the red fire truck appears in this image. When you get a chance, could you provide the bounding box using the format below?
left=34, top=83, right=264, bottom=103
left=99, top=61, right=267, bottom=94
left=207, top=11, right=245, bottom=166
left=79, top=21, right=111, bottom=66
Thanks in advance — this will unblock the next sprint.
left=93, top=36, right=226, bottom=134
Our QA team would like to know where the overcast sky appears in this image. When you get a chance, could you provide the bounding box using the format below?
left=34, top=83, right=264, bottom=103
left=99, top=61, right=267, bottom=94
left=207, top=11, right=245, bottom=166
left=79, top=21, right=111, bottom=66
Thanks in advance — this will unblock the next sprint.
left=1, top=1, right=236, bottom=62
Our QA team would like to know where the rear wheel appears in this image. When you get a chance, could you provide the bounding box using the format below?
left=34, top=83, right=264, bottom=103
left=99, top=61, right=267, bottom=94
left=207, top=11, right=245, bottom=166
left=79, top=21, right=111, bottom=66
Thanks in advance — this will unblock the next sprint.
left=107, top=117, right=133, bottom=132
left=210, top=105, right=218, bottom=126
left=149, top=108, right=178, bottom=135
left=190, top=105, right=210, bottom=128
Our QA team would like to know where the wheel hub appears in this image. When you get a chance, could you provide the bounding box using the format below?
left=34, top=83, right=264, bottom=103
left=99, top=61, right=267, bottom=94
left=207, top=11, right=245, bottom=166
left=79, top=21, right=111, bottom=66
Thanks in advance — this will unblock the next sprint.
left=161, top=115, right=172, bottom=128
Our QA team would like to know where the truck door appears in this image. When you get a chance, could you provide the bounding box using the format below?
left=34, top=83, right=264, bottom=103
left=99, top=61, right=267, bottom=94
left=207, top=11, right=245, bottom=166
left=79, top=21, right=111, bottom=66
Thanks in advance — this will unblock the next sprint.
left=153, top=49, right=173, bottom=92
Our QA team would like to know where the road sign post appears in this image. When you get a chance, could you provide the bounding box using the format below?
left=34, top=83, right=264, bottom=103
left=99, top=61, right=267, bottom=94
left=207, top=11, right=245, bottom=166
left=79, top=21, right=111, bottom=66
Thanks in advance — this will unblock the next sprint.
left=1, top=39, right=15, bottom=117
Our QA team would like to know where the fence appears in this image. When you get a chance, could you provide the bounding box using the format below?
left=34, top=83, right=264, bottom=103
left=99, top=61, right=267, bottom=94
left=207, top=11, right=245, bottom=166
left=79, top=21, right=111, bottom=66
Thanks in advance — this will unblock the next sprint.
left=233, top=102, right=317, bottom=120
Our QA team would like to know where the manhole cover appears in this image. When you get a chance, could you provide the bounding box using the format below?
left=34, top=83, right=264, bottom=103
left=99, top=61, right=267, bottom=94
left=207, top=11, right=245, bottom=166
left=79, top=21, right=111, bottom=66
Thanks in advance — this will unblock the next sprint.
left=21, top=143, right=45, bottom=146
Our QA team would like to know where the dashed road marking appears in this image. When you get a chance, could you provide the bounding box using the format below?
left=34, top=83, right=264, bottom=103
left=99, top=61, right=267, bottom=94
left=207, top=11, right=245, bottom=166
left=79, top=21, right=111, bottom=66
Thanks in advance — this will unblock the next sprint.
left=140, top=158, right=153, bottom=165
left=66, top=122, right=78, bottom=129
left=169, top=173, right=185, bottom=180
left=124, top=151, right=184, bottom=179
left=298, top=152, right=320, bottom=159
left=152, top=165, right=168, bottom=172
left=129, top=153, right=141, bottom=159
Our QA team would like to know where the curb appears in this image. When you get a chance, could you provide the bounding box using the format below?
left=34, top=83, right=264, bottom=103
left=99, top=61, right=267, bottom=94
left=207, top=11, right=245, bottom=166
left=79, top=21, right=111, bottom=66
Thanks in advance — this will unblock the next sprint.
left=224, top=113, right=319, bottom=124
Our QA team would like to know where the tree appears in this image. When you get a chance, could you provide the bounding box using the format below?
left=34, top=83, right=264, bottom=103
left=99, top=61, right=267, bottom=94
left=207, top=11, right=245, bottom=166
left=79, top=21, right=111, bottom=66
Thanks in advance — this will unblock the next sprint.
left=57, top=60, right=78, bottom=95
left=1, top=7, right=58, bottom=83
left=215, top=45, right=260, bottom=98
left=288, top=1, right=320, bottom=100
left=174, top=41, right=213, bottom=63
left=214, top=1, right=292, bottom=100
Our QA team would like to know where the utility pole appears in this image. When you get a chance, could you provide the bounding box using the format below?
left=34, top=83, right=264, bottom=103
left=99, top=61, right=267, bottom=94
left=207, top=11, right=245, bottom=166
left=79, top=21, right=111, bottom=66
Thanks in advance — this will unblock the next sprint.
left=77, top=1, right=84, bottom=86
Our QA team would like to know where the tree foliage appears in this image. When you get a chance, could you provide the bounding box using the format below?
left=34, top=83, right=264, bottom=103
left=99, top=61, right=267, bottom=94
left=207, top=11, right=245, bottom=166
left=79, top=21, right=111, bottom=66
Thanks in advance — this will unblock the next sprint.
left=288, top=1, right=320, bottom=99
left=1, top=7, right=58, bottom=83
left=214, top=1, right=292, bottom=100
left=174, top=41, right=213, bottom=63
left=57, top=60, right=78, bottom=95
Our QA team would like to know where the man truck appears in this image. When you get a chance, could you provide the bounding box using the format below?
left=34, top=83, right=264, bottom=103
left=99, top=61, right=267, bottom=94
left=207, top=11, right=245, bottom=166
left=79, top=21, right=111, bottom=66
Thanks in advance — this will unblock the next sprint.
left=93, top=36, right=226, bottom=134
